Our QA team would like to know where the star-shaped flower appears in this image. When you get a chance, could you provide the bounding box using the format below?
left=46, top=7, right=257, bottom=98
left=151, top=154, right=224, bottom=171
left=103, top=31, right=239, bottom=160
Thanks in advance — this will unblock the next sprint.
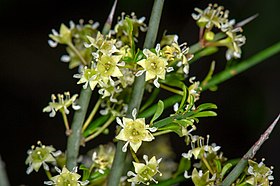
left=25, top=141, right=61, bottom=174
left=43, top=92, right=80, bottom=117
left=44, top=166, right=89, bottom=186
left=127, top=155, right=162, bottom=185
left=136, top=44, right=171, bottom=88
left=115, top=108, right=156, bottom=153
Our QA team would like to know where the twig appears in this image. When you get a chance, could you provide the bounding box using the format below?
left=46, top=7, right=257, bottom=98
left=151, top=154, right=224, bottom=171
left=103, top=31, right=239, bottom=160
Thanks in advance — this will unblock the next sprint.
left=221, top=113, right=280, bottom=186
left=0, top=155, right=10, bottom=186
left=107, top=0, right=165, bottom=185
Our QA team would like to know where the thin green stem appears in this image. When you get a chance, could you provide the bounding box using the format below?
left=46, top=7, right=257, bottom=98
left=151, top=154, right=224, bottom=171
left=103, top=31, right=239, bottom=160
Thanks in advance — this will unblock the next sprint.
left=82, top=99, right=102, bottom=132
left=68, top=42, right=87, bottom=66
left=202, top=41, right=280, bottom=91
left=153, top=129, right=172, bottom=137
left=45, top=170, right=52, bottom=180
left=66, top=87, right=92, bottom=170
left=160, top=84, right=184, bottom=95
left=201, top=156, right=214, bottom=175
left=107, top=1, right=165, bottom=185
left=130, top=148, right=140, bottom=163
left=61, top=111, right=71, bottom=136
left=84, top=116, right=115, bottom=142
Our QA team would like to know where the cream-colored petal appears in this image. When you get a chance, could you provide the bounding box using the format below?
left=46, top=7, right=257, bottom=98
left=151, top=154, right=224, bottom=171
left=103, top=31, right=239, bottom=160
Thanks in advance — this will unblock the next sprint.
left=192, top=147, right=202, bottom=159
left=143, top=49, right=155, bottom=58
left=157, top=70, right=166, bottom=80
left=115, top=129, right=127, bottom=141
left=137, top=59, right=147, bottom=69
left=143, top=131, right=154, bottom=142
left=111, top=66, right=123, bottom=77
left=32, top=162, right=42, bottom=171
left=112, top=55, right=122, bottom=63
left=130, top=141, right=142, bottom=153
left=89, top=81, right=98, bottom=90
left=135, top=118, right=145, bottom=125
left=145, top=71, right=156, bottom=81
left=123, top=118, right=133, bottom=125
left=133, top=162, right=145, bottom=173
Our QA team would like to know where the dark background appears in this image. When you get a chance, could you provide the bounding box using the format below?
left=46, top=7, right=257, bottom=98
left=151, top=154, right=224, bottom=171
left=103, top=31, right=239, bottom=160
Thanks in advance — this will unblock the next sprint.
left=0, top=0, right=279, bottom=185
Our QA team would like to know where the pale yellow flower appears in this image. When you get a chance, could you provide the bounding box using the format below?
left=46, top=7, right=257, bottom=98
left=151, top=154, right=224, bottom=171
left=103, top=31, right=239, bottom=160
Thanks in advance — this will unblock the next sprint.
left=137, top=44, right=170, bottom=88
left=97, top=54, right=123, bottom=82
left=115, top=109, right=156, bottom=153
left=127, top=155, right=162, bottom=185
left=44, top=166, right=89, bottom=186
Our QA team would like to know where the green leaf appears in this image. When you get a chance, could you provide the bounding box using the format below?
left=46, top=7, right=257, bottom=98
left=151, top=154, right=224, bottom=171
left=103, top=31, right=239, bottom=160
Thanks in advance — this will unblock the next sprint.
left=125, top=17, right=135, bottom=50
left=192, top=111, right=217, bottom=118
left=79, top=164, right=90, bottom=181
left=201, top=61, right=216, bottom=88
left=196, top=103, right=218, bottom=111
left=220, top=163, right=233, bottom=180
left=173, top=157, right=191, bottom=177
left=214, top=159, right=222, bottom=173
left=89, top=168, right=110, bottom=185
left=173, top=119, right=193, bottom=128
left=139, top=95, right=182, bottom=118
left=150, top=100, right=164, bottom=123
left=159, top=123, right=186, bottom=137
left=83, top=115, right=110, bottom=137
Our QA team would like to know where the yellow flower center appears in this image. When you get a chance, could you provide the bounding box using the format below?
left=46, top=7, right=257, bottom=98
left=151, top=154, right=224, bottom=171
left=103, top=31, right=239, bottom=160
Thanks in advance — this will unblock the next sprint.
left=124, top=121, right=146, bottom=143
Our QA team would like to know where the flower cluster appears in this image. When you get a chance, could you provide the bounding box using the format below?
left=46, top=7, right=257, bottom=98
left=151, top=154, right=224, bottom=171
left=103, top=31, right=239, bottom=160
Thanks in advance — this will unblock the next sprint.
left=192, top=3, right=246, bottom=60
left=182, top=135, right=221, bottom=160
left=24, top=2, right=275, bottom=186
left=25, top=141, right=61, bottom=174
left=182, top=135, right=228, bottom=185
left=49, top=19, right=99, bottom=68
